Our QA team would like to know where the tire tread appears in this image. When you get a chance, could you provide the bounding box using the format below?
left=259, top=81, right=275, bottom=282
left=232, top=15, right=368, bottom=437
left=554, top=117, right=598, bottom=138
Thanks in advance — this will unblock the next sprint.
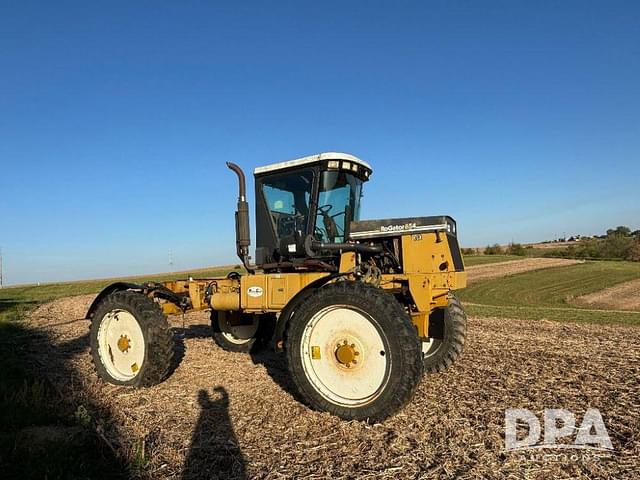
left=423, top=294, right=467, bottom=373
left=89, top=291, right=173, bottom=387
left=285, top=281, right=423, bottom=423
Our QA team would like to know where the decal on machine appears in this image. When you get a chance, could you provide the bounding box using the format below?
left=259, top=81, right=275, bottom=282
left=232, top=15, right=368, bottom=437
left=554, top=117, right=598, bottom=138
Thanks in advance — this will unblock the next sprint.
left=380, top=222, right=417, bottom=233
left=247, top=286, right=264, bottom=297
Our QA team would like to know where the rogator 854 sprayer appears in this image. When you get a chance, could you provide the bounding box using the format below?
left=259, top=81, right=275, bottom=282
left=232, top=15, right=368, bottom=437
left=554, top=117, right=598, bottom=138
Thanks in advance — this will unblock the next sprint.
left=87, top=152, right=467, bottom=422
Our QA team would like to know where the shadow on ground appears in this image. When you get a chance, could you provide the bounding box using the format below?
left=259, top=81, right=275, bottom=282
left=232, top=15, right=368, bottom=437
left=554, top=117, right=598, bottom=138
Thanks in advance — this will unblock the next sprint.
left=0, top=321, right=128, bottom=479
left=172, top=321, right=296, bottom=400
left=182, top=387, right=247, bottom=480
left=1, top=315, right=248, bottom=479
left=249, top=348, right=299, bottom=401
left=171, top=324, right=212, bottom=374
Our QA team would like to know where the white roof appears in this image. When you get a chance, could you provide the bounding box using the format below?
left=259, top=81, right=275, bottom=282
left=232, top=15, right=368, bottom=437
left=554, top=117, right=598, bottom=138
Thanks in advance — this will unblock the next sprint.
left=254, top=152, right=372, bottom=175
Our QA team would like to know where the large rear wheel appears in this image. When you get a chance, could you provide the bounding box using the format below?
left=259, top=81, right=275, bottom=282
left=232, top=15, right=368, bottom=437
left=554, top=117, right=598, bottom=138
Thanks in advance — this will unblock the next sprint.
left=286, top=282, right=423, bottom=422
left=89, top=291, right=173, bottom=386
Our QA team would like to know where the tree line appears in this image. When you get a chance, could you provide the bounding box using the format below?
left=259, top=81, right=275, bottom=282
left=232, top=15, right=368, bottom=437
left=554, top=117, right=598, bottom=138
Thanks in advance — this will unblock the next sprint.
left=462, top=226, right=640, bottom=262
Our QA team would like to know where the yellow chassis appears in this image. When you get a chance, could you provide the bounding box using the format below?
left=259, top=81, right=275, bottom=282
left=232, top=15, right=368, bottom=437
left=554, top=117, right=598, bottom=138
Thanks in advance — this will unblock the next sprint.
left=158, top=232, right=466, bottom=339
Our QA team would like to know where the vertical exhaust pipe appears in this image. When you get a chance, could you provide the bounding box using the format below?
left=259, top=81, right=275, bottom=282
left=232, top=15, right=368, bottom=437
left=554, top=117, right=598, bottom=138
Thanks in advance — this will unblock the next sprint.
left=226, top=162, right=254, bottom=274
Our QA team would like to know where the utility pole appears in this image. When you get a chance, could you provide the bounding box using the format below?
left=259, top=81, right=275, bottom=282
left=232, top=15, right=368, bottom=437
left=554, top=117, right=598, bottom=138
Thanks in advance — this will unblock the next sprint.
left=0, top=247, right=3, bottom=289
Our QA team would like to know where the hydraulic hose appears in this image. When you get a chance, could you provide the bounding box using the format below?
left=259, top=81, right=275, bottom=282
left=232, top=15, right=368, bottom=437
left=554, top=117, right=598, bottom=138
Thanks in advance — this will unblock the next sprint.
left=304, top=235, right=383, bottom=256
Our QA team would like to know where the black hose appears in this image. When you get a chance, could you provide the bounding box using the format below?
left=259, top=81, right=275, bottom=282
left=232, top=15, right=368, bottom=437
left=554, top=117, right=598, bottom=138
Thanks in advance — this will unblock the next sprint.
left=312, top=240, right=383, bottom=254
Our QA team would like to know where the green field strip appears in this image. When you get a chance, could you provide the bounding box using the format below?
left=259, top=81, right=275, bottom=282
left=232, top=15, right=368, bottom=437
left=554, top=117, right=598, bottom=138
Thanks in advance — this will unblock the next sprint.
left=458, top=260, right=640, bottom=325
left=0, top=267, right=234, bottom=322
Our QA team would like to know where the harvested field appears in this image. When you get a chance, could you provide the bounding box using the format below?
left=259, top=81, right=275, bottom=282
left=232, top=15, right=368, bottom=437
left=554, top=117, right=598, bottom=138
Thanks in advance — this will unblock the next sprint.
left=24, top=294, right=640, bottom=479
left=466, top=257, right=581, bottom=284
left=572, top=278, right=640, bottom=311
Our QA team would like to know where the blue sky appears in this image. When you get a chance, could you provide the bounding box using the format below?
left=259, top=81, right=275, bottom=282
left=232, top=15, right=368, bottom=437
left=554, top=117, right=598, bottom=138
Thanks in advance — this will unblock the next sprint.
left=1, top=1, right=639, bottom=285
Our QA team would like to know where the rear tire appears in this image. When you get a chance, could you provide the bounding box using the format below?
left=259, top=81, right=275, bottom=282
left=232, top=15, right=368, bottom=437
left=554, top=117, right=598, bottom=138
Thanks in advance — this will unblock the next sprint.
left=422, top=294, right=467, bottom=373
left=90, top=291, right=173, bottom=387
left=286, top=282, right=423, bottom=423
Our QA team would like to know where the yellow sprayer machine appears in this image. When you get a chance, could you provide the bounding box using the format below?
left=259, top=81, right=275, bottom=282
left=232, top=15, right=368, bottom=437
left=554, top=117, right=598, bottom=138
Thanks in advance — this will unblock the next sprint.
left=87, top=152, right=467, bottom=422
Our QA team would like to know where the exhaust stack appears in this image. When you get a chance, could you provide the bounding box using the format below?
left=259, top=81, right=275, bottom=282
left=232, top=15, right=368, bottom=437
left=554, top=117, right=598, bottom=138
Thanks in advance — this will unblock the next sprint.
left=226, top=162, right=254, bottom=273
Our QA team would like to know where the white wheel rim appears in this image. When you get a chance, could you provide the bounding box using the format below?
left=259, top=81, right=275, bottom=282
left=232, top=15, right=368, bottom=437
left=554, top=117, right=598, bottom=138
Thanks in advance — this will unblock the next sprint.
left=422, top=338, right=443, bottom=359
left=220, top=314, right=258, bottom=345
left=97, top=309, right=145, bottom=381
left=300, top=305, right=390, bottom=407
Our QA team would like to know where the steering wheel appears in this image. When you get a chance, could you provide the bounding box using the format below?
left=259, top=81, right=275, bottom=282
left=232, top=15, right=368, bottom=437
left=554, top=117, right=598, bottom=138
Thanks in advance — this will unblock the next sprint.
left=317, top=203, right=348, bottom=242
left=317, top=204, right=333, bottom=215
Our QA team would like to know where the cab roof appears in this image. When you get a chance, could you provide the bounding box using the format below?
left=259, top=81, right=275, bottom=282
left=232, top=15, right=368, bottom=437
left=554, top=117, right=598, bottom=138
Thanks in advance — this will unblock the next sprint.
left=253, top=152, right=372, bottom=176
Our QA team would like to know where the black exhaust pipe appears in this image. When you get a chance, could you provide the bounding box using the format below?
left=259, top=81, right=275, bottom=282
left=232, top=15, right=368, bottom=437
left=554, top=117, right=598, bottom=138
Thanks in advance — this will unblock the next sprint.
left=226, top=162, right=254, bottom=274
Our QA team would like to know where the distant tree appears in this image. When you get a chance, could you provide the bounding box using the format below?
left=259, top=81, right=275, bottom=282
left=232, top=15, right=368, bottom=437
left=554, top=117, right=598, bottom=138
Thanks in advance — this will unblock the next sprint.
left=603, top=234, right=635, bottom=259
left=606, top=226, right=631, bottom=237
left=505, top=242, right=526, bottom=256
left=628, top=241, right=640, bottom=262
left=484, top=244, right=503, bottom=255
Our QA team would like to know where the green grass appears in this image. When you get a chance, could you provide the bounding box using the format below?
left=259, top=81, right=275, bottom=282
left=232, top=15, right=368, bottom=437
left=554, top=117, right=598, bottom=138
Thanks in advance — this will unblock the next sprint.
left=458, top=260, right=640, bottom=325
left=0, top=266, right=234, bottom=478
left=523, top=247, right=568, bottom=257
left=0, top=266, right=235, bottom=322
left=462, top=255, right=523, bottom=266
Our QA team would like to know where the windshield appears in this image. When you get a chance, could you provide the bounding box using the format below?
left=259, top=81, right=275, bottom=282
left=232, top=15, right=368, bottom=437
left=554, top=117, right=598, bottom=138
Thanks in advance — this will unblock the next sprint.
left=261, top=169, right=314, bottom=240
left=316, top=171, right=363, bottom=243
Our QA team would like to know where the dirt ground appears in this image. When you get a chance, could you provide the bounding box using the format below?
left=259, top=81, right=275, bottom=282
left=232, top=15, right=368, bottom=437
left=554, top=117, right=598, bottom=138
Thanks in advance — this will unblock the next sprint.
left=26, top=294, right=640, bottom=479
left=572, top=278, right=640, bottom=311
left=466, top=258, right=581, bottom=284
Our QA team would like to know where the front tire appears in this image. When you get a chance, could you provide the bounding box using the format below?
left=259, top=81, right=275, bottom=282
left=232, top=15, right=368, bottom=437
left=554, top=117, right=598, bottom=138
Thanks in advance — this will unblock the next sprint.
left=422, top=294, right=467, bottom=373
left=286, top=282, right=423, bottom=422
left=90, top=291, right=173, bottom=387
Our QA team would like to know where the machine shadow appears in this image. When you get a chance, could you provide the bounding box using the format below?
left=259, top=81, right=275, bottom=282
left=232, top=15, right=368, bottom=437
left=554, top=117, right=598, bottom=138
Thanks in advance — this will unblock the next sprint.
left=0, top=323, right=129, bottom=478
left=170, top=324, right=213, bottom=374
left=182, top=387, right=247, bottom=480
left=249, top=347, right=302, bottom=403
left=172, top=323, right=299, bottom=401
